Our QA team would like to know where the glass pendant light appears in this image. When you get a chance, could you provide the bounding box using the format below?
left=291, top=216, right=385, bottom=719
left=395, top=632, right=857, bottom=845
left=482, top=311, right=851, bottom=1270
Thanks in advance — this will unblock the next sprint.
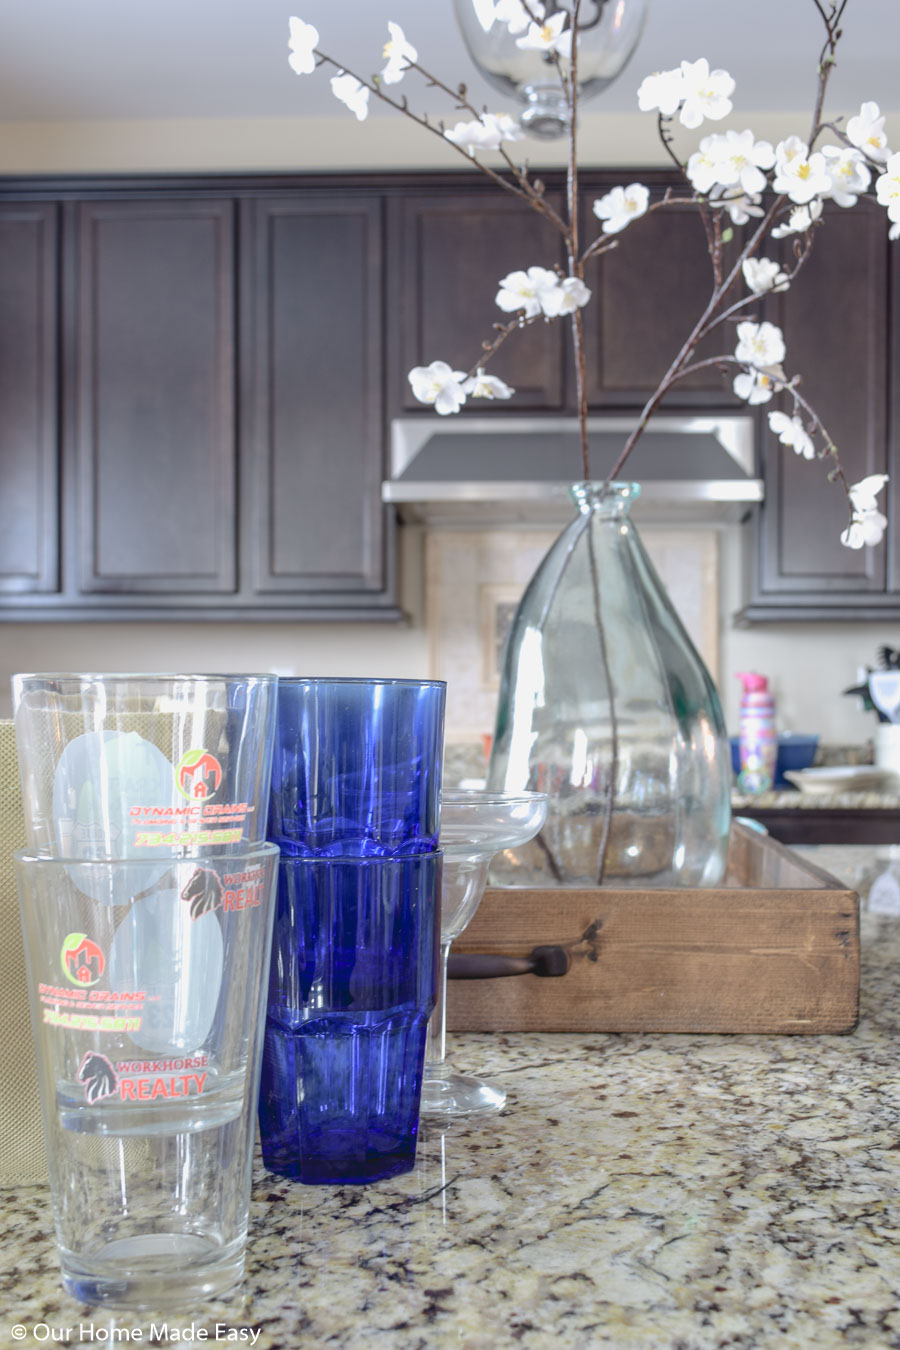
left=452, top=0, right=650, bottom=139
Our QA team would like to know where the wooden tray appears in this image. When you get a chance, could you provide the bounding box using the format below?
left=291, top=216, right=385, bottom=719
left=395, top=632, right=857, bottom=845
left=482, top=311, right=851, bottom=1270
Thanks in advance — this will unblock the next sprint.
left=446, top=822, right=859, bottom=1035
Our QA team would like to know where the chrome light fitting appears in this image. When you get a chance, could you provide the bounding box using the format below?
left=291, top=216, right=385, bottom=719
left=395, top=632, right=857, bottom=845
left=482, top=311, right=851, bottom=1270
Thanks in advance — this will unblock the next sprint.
left=452, top=0, right=649, bottom=140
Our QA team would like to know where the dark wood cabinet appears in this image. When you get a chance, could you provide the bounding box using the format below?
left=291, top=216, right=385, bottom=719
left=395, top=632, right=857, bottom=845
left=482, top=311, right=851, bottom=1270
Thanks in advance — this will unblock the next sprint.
left=739, top=199, right=892, bottom=622
left=0, top=202, right=59, bottom=595
left=244, top=195, right=389, bottom=607
left=0, top=177, right=399, bottom=620
left=72, top=198, right=237, bottom=598
left=0, top=171, right=897, bottom=622
left=580, top=184, right=744, bottom=407
left=388, top=187, right=567, bottom=415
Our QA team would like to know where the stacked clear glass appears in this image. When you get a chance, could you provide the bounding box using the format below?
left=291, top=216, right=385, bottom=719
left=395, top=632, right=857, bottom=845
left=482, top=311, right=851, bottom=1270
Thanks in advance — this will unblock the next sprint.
left=12, top=672, right=279, bottom=1308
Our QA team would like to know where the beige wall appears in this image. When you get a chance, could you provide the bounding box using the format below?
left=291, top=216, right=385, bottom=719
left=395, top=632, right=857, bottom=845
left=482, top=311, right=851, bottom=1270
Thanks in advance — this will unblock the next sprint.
left=1, top=112, right=897, bottom=749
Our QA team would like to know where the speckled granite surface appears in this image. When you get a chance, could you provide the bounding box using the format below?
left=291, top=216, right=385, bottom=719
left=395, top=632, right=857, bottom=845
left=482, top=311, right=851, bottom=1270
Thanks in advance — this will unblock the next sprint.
left=4, top=869, right=900, bottom=1348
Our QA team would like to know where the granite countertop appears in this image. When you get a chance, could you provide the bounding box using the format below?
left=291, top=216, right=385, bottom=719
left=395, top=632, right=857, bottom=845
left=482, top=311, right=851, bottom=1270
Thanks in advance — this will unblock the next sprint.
left=5, top=863, right=900, bottom=1347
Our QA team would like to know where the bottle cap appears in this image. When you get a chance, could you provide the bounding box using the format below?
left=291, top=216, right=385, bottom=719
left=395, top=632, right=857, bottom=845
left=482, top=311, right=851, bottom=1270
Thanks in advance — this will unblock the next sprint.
left=736, top=672, right=769, bottom=693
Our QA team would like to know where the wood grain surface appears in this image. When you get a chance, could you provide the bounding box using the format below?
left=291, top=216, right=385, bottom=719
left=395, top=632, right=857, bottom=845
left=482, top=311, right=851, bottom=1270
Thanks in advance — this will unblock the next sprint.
left=446, top=824, right=860, bottom=1035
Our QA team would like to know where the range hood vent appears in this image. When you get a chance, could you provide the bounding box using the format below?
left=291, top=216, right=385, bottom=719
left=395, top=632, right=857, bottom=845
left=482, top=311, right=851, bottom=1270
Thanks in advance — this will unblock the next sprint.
left=383, top=415, right=763, bottom=526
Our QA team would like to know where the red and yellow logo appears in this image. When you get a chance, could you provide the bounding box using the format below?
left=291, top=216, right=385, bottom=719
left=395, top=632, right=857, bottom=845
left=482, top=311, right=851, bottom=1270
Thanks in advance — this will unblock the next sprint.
left=61, top=933, right=105, bottom=987
left=175, top=749, right=223, bottom=802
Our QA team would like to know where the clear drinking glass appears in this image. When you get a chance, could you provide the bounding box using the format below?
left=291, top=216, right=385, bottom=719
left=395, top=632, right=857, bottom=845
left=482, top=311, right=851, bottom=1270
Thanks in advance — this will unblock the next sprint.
left=420, top=789, right=548, bottom=1118
left=12, top=673, right=278, bottom=869
left=15, top=844, right=279, bottom=1309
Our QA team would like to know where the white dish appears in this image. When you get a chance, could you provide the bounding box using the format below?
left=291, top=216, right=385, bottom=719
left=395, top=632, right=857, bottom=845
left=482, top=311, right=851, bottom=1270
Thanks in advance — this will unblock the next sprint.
left=783, top=766, right=900, bottom=795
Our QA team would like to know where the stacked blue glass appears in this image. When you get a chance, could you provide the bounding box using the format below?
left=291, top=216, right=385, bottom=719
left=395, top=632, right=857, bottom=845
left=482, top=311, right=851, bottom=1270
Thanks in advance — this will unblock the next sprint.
left=259, top=678, right=446, bottom=1184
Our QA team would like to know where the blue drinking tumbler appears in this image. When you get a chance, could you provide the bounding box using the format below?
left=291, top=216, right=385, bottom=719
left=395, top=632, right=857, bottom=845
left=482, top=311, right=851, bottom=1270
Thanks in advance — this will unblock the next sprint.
left=258, top=849, right=442, bottom=1183
left=267, top=678, right=446, bottom=858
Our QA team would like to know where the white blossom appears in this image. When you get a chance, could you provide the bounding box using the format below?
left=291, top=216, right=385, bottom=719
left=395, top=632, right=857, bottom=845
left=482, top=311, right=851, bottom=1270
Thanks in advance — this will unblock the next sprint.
left=408, top=360, right=468, bottom=415
left=678, top=59, right=735, bottom=130
left=733, top=370, right=779, bottom=404
left=685, top=139, right=721, bottom=194
left=495, top=0, right=542, bottom=34
left=463, top=369, right=515, bottom=400
left=330, top=72, right=369, bottom=120
left=444, top=113, right=524, bottom=154
left=841, top=474, right=889, bottom=552
left=542, top=276, right=592, bottom=316
left=592, top=182, right=650, bottom=235
left=846, top=101, right=892, bottom=164
left=710, top=186, right=764, bottom=224
left=849, top=474, right=890, bottom=514
left=742, top=258, right=790, bottom=294
left=773, top=137, right=831, bottom=204
left=891, top=222, right=900, bottom=242
left=876, top=152, right=900, bottom=225
left=821, top=145, right=871, bottom=207
left=495, top=266, right=560, bottom=318
left=288, top=17, right=319, bottom=76
left=842, top=473, right=891, bottom=550
left=768, top=410, right=815, bottom=459
left=735, top=320, right=786, bottom=369
left=685, top=129, right=774, bottom=196
left=381, top=22, right=417, bottom=85
left=637, top=68, right=685, bottom=117
left=516, top=10, right=572, bottom=58
left=771, top=199, right=824, bottom=238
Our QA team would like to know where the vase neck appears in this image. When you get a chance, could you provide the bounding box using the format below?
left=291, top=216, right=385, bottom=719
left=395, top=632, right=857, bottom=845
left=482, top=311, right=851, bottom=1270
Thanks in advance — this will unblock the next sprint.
left=569, top=482, right=640, bottom=519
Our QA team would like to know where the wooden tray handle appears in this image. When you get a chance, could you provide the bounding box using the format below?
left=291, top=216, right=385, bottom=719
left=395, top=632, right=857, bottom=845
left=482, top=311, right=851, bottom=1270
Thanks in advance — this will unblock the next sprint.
left=447, top=945, right=571, bottom=980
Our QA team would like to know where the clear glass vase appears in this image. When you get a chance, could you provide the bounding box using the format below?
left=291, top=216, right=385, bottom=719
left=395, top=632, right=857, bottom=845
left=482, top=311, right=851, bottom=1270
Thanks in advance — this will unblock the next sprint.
left=486, top=482, right=731, bottom=888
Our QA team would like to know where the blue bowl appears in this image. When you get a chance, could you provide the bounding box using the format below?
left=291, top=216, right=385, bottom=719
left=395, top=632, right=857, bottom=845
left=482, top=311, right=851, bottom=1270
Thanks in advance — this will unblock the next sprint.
left=730, top=734, right=819, bottom=789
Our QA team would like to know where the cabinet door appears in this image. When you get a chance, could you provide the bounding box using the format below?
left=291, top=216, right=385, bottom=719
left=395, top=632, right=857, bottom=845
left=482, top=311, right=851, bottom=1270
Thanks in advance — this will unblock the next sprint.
left=72, top=199, right=236, bottom=597
left=244, top=195, right=392, bottom=608
left=0, top=203, right=59, bottom=594
left=741, top=201, right=889, bottom=621
left=389, top=189, right=566, bottom=415
left=580, top=185, right=744, bottom=408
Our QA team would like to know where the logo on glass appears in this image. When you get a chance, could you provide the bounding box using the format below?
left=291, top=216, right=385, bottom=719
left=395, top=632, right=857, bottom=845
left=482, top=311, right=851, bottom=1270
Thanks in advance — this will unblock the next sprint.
left=61, top=932, right=105, bottom=986
left=175, top=749, right=223, bottom=802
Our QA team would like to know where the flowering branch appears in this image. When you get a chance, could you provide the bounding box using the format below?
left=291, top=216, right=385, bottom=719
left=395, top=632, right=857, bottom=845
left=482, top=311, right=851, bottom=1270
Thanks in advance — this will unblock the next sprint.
left=287, top=0, right=897, bottom=549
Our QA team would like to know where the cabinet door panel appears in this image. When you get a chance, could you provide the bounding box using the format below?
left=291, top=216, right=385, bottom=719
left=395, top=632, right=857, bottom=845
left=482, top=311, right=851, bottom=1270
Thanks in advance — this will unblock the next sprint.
left=391, top=191, right=566, bottom=414
left=757, top=203, right=887, bottom=598
left=0, top=204, right=58, bottom=593
left=248, top=196, right=385, bottom=597
left=75, top=199, right=236, bottom=594
left=582, top=195, right=743, bottom=406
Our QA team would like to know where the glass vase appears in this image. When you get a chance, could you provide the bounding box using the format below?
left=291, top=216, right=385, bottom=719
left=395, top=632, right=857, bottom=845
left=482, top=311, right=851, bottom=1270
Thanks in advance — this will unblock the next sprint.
left=486, top=482, right=731, bottom=888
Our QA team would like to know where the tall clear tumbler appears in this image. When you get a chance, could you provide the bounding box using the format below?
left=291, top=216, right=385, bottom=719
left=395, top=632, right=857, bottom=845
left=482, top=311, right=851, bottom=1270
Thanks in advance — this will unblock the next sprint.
left=13, top=673, right=278, bottom=866
left=16, top=845, right=279, bottom=1309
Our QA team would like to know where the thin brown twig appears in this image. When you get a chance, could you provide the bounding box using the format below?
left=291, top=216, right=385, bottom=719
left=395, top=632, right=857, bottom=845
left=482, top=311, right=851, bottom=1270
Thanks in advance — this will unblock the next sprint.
left=310, top=48, right=570, bottom=235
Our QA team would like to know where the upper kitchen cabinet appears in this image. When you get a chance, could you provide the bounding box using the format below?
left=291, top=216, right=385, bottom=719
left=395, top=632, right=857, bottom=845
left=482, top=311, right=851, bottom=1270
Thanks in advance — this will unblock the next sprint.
left=71, top=198, right=237, bottom=602
left=579, top=174, right=744, bottom=408
left=0, top=178, right=399, bottom=620
left=739, top=199, right=891, bottom=622
left=243, top=194, right=393, bottom=612
left=387, top=184, right=567, bottom=415
left=0, top=202, right=59, bottom=596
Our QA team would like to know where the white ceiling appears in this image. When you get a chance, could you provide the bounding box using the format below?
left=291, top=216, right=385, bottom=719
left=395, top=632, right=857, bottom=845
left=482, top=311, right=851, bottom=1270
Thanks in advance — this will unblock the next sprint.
left=0, top=0, right=897, bottom=124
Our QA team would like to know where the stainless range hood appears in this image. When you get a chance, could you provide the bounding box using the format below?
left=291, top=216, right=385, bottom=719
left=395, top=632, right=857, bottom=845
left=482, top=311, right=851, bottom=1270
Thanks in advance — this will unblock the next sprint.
left=383, top=414, right=763, bottom=526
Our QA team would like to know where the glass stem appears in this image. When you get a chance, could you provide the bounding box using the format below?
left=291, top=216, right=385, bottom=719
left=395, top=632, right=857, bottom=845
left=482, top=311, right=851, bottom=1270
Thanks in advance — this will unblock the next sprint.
left=425, top=939, right=452, bottom=1074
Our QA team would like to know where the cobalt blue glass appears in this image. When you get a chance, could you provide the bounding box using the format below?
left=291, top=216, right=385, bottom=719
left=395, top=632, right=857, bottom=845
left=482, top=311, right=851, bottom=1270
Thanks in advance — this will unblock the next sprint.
left=258, top=850, right=441, bottom=1184
left=268, top=678, right=446, bottom=858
